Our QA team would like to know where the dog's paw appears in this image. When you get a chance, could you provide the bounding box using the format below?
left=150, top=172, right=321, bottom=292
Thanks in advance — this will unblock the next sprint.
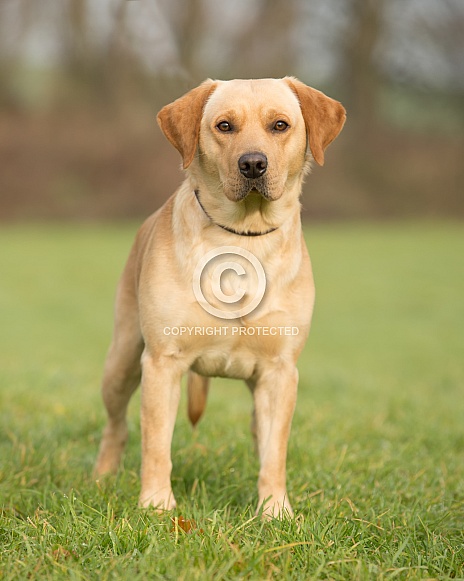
left=138, top=488, right=177, bottom=512
left=93, top=457, right=119, bottom=478
left=257, top=495, right=294, bottom=520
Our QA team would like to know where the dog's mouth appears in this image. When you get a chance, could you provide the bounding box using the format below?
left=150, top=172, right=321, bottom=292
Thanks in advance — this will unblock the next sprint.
left=232, top=178, right=275, bottom=202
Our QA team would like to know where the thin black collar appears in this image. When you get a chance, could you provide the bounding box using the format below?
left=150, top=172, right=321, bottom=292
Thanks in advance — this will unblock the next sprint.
left=194, top=190, right=278, bottom=237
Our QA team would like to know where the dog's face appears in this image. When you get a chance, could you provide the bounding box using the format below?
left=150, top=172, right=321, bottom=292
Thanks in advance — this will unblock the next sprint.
left=198, top=79, right=308, bottom=203
left=158, top=77, right=346, bottom=212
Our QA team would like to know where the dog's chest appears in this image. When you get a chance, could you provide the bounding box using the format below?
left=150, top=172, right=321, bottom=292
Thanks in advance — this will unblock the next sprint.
left=186, top=322, right=298, bottom=380
left=190, top=346, right=257, bottom=379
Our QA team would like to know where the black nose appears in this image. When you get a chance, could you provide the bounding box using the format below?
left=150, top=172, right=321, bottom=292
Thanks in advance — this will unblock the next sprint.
left=238, top=152, right=268, bottom=179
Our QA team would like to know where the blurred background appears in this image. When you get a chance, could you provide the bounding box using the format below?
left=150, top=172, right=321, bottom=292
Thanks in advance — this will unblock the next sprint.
left=0, top=0, right=463, bottom=222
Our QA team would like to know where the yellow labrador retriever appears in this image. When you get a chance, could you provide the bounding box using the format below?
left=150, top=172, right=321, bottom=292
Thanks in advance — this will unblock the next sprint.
left=94, top=77, right=345, bottom=518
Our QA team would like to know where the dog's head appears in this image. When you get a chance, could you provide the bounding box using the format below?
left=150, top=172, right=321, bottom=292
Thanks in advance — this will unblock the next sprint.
left=158, top=77, right=345, bottom=209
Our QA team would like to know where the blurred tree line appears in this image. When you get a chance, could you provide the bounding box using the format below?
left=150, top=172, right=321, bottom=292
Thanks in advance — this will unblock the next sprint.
left=0, top=0, right=463, bottom=221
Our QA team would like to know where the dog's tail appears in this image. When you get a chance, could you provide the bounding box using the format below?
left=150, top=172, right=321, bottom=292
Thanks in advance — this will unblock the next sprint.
left=187, top=371, right=210, bottom=427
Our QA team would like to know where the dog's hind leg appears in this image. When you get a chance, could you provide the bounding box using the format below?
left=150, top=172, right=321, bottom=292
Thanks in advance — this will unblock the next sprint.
left=187, top=371, right=209, bottom=427
left=94, top=275, right=143, bottom=476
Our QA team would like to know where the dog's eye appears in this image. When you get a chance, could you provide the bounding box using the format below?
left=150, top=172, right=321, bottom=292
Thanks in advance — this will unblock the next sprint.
left=273, top=120, right=289, bottom=132
left=217, top=121, right=232, bottom=132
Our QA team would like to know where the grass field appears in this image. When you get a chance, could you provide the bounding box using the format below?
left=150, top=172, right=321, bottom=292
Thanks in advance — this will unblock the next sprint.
left=0, top=221, right=463, bottom=580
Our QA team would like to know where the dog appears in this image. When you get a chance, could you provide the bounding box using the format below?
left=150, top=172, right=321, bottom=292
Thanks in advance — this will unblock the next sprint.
left=94, top=77, right=346, bottom=518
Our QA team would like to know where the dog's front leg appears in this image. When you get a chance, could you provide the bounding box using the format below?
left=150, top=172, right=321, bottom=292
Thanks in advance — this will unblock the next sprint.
left=138, top=350, right=182, bottom=511
left=252, top=363, right=298, bottom=519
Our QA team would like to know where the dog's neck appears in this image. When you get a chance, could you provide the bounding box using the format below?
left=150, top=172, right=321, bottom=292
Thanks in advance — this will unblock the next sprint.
left=189, top=175, right=303, bottom=238
left=194, top=190, right=279, bottom=237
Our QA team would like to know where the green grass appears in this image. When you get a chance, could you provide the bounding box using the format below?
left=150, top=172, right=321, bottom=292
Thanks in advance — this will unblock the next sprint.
left=1, top=221, right=463, bottom=580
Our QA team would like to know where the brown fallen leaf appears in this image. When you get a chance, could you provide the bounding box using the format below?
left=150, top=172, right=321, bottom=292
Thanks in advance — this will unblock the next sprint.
left=51, top=546, right=78, bottom=561
left=171, top=515, right=204, bottom=534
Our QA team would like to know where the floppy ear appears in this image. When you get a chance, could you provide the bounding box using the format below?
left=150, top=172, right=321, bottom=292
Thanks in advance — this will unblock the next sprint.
left=285, top=77, right=346, bottom=166
left=157, top=79, right=218, bottom=169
